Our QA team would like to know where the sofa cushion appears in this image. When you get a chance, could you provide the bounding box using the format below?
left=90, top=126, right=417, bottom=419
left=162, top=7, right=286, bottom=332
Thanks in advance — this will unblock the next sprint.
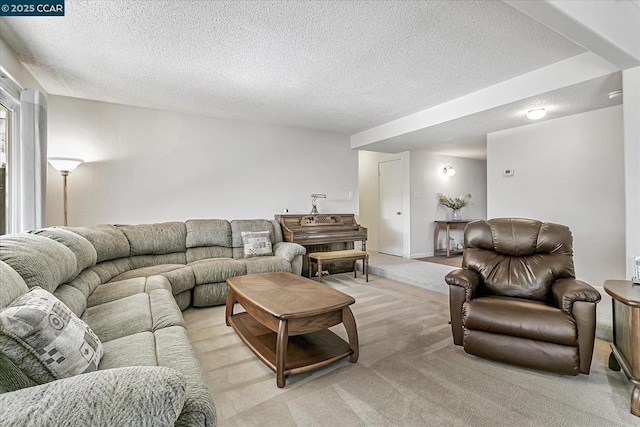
left=186, top=246, right=233, bottom=263
left=87, top=278, right=147, bottom=307
left=174, top=290, right=192, bottom=311
left=241, top=230, right=273, bottom=258
left=0, top=366, right=187, bottom=427
left=110, top=264, right=185, bottom=283
left=31, top=228, right=97, bottom=277
left=99, top=331, right=157, bottom=370
left=0, top=261, right=29, bottom=310
left=231, top=219, right=279, bottom=259
left=185, top=219, right=232, bottom=248
left=243, top=256, right=292, bottom=275
left=0, top=352, right=37, bottom=393
left=117, top=222, right=187, bottom=256
left=0, top=287, right=103, bottom=381
left=82, top=294, right=153, bottom=342
left=65, top=269, right=102, bottom=301
left=0, top=234, right=77, bottom=293
left=82, top=290, right=185, bottom=343
left=87, top=276, right=175, bottom=308
left=462, top=296, right=577, bottom=346
left=86, top=258, right=132, bottom=284
left=53, top=284, right=88, bottom=317
left=66, top=225, right=130, bottom=263
left=192, top=283, right=228, bottom=307
left=269, top=219, right=284, bottom=243
left=189, top=258, right=246, bottom=284
left=155, top=326, right=217, bottom=426
left=159, top=267, right=196, bottom=295
left=150, top=289, right=186, bottom=331
left=129, top=252, right=187, bottom=269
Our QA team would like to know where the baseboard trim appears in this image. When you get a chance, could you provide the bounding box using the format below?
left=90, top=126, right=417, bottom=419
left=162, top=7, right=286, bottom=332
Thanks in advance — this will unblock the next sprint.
left=410, top=252, right=433, bottom=259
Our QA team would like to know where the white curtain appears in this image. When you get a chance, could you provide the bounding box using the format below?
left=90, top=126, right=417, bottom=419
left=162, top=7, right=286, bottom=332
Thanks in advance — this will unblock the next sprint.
left=10, top=89, right=47, bottom=232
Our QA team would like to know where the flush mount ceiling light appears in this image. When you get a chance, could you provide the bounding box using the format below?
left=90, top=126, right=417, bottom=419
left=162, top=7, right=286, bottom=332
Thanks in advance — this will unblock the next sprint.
left=608, top=90, right=623, bottom=100
left=526, top=108, right=547, bottom=120
left=443, top=165, right=456, bottom=177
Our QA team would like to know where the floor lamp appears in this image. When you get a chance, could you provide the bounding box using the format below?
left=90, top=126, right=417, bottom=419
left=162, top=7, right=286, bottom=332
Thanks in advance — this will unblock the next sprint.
left=48, top=157, right=84, bottom=226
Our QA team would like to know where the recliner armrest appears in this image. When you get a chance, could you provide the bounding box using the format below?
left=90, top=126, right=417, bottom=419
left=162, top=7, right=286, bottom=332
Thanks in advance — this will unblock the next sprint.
left=551, top=278, right=601, bottom=316
left=445, top=268, right=481, bottom=301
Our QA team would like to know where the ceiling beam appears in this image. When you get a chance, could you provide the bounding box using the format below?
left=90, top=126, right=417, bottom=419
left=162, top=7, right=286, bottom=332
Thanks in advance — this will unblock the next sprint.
left=506, top=0, right=640, bottom=70
left=351, top=52, right=618, bottom=149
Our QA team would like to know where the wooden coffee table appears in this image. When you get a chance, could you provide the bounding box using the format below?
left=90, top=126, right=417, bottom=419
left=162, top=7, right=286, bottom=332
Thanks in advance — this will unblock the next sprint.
left=225, top=272, right=359, bottom=388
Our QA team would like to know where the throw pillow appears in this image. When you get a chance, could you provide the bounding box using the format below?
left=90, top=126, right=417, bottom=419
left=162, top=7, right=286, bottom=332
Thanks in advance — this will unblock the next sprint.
left=0, top=287, right=103, bottom=381
left=241, top=231, right=273, bottom=258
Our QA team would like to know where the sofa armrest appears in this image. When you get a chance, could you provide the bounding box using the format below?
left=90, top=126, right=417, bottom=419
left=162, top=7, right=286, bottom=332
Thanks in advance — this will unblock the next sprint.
left=273, top=242, right=306, bottom=262
left=551, top=278, right=601, bottom=316
left=445, top=268, right=481, bottom=301
left=0, top=366, right=186, bottom=426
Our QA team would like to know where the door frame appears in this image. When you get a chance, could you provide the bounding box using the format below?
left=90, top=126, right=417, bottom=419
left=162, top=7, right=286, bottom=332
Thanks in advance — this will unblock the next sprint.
left=378, top=159, right=403, bottom=256
left=376, top=153, right=411, bottom=259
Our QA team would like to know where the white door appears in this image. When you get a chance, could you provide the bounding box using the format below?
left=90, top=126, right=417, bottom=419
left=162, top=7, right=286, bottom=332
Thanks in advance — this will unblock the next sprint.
left=378, top=159, right=403, bottom=256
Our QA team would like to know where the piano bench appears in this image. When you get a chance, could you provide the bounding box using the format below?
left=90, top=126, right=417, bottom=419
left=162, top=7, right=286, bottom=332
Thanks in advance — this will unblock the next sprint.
left=307, top=250, right=369, bottom=283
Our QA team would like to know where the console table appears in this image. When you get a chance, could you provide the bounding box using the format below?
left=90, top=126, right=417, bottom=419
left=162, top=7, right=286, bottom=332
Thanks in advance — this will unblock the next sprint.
left=433, top=220, right=473, bottom=258
left=604, top=279, right=640, bottom=417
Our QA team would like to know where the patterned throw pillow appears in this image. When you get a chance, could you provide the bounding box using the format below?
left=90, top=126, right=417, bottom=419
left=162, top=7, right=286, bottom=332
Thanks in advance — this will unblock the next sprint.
left=241, top=231, right=273, bottom=258
left=0, top=287, right=103, bottom=380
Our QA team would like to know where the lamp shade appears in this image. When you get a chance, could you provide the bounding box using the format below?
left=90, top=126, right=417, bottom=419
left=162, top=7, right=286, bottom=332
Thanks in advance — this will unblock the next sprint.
left=48, top=157, right=84, bottom=172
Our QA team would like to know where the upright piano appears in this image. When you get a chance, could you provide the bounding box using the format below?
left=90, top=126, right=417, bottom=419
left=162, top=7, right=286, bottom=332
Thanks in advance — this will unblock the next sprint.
left=274, top=214, right=367, bottom=276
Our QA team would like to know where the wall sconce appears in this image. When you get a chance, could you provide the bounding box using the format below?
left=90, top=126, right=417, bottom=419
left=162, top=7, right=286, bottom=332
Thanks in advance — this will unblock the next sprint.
left=310, top=193, right=326, bottom=215
left=48, top=157, right=84, bottom=226
left=442, top=165, right=456, bottom=177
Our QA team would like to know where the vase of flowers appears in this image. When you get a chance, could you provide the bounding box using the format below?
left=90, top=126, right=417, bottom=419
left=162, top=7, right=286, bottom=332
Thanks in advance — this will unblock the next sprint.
left=436, top=193, right=472, bottom=221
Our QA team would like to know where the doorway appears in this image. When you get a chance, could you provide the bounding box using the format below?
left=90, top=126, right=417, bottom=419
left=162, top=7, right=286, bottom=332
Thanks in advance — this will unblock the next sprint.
left=378, top=159, right=403, bottom=256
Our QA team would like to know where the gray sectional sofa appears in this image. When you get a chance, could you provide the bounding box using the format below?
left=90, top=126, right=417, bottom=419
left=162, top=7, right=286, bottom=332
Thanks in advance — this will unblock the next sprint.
left=0, top=218, right=306, bottom=426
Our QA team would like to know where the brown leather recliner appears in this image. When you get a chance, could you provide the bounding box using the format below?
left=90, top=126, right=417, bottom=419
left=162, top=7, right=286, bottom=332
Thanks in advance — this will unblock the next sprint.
left=445, top=218, right=601, bottom=375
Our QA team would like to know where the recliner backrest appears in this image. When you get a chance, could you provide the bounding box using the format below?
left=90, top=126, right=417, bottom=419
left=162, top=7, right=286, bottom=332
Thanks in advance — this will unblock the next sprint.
left=463, top=218, right=575, bottom=302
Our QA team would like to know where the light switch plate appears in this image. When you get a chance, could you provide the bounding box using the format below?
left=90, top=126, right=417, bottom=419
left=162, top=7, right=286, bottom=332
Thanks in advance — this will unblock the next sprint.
left=503, top=168, right=515, bottom=177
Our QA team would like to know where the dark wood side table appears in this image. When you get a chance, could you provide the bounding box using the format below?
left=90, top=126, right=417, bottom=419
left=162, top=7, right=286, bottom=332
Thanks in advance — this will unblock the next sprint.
left=433, top=220, right=473, bottom=258
left=604, top=279, right=640, bottom=417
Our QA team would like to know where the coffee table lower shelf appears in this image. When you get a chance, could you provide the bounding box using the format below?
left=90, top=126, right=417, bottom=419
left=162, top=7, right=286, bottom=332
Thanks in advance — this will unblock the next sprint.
left=229, top=312, right=353, bottom=376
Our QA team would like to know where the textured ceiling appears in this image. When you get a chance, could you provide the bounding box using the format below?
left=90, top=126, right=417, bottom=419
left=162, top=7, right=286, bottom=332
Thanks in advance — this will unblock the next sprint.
left=365, top=72, right=624, bottom=159
left=0, top=0, right=586, bottom=139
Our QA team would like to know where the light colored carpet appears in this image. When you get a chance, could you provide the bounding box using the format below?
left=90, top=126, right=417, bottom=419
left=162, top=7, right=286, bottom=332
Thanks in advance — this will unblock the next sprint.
left=367, top=251, right=612, bottom=341
left=417, top=255, right=463, bottom=268
left=183, top=273, right=637, bottom=427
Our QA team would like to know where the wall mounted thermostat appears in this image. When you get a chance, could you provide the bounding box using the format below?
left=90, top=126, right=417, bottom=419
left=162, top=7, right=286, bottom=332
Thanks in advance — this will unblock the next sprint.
left=503, top=168, right=515, bottom=177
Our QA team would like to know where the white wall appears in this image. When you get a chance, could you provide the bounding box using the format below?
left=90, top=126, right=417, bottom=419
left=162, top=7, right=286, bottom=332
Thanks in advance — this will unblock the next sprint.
left=358, top=150, right=410, bottom=255
left=410, top=152, right=487, bottom=257
left=623, top=67, right=640, bottom=279
left=487, top=105, right=626, bottom=288
left=359, top=149, right=486, bottom=258
left=0, top=38, right=47, bottom=93
left=46, top=96, right=358, bottom=225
